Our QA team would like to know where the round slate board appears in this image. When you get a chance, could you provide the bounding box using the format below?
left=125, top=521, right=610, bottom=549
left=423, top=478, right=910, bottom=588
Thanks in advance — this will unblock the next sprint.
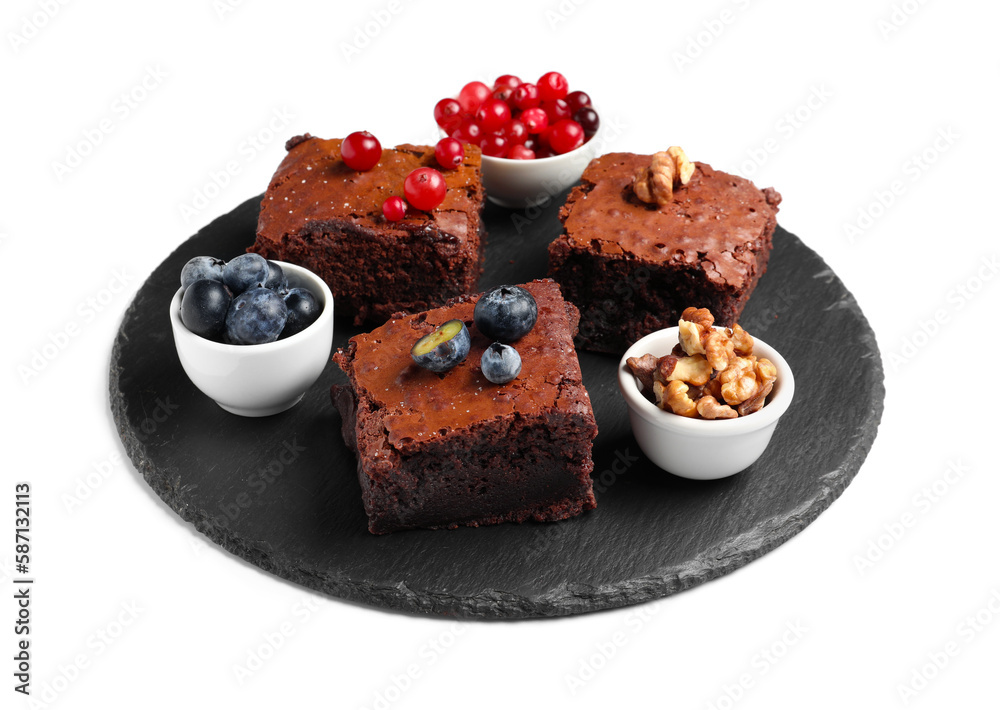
left=110, top=194, right=884, bottom=619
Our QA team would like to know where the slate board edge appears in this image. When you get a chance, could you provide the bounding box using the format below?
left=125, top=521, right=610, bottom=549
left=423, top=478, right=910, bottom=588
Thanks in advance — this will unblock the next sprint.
left=109, top=203, right=886, bottom=620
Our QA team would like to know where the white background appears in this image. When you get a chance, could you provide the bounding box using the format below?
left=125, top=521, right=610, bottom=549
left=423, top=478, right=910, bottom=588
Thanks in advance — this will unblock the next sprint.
left=3, top=0, right=998, bottom=707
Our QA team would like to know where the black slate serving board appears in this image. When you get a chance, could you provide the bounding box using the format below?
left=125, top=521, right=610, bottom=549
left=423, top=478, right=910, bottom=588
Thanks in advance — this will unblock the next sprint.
left=110, top=193, right=884, bottom=619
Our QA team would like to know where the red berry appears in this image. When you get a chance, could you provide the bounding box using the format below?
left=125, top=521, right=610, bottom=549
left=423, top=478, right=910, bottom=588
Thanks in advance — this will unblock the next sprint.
left=548, top=119, right=584, bottom=154
left=503, top=119, right=528, bottom=146
left=492, top=85, right=514, bottom=103
left=457, top=81, right=491, bottom=114
left=537, top=125, right=553, bottom=149
left=479, top=132, right=508, bottom=158
left=511, top=83, right=540, bottom=110
left=508, top=144, right=535, bottom=160
left=494, top=74, right=522, bottom=90
left=435, top=137, right=465, bottom=169
left=522, top=136, right=538, bottom=152
left=520, top=107, right=548, bottom=134
left=434, top=98, right=464, bottom=133
left=573, top=107, right=600, bottom=137
left=535, top=145, right=555, bottom=159
left=475, top=98, right=511, bottom=133
left=565, top=90, right=592, bottom=112
left=382, top=196, right=407, bottom=221
left=451, top=118, right=482, bottom=145
left=404, top=168, right=447, bottom=211
left=341, top=131, right=382, bottom=171
left=541, top=99, right=571, bottom=122
left=537, top=72, right=568, bottom=101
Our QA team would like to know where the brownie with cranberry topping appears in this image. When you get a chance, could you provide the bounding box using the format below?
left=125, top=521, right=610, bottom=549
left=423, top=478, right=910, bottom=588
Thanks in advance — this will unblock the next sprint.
left=331, top=279, right=598, bottom=534
left=548, top=153, right=781, bottom=353
left=250, top=134, right=485, bottom=325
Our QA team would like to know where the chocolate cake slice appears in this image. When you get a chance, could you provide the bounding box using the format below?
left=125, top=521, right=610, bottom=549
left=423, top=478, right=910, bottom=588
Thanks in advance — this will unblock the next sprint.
left=332, top=279, right=598, bottom=534
left=251, top=134, right=485, bottom=325
left=548, top=153, right=781, bottom=353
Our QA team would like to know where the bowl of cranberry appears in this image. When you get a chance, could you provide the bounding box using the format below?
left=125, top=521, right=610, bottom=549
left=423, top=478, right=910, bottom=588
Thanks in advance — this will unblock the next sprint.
left=433, top=72, right=604, bottom=209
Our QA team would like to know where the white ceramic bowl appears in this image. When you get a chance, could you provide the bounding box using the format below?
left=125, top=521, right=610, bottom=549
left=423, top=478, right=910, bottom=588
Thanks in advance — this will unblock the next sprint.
left=617, top=326, right=795, bottom=480
left=169, top=261, right=334, bottom=417
left=479, top=121, right=604, bottom=209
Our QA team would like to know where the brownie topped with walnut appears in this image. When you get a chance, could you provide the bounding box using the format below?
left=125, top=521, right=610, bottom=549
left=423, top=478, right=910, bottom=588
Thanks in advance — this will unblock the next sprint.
left=548, top=147, right=781, bottom=353
left=250, top=134, right=486, bottom=325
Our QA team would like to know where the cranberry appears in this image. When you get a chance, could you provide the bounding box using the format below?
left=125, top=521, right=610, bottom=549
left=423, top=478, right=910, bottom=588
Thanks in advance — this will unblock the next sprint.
left=435, top=137, right=465, bottom=169
left=434, top=98, right=464, bottom=133
left=511, top=83, right=540, bottom=110
left=492, top=85, right=513, bottom=103
left=536, top=72, right=569, bottom=101
left=404, top=167, right=447, bottom=211
left=573, top=107, right=600, bottom=137
left=534, top=145, right=555, bottom=159
left=451, top=118, right=482, bottom=145
left=341, top=131, right=382, bottom=171
left=520, top=107, right=549, bottom=134
left=457, top=81, right=491, bottom=114
left=494, top=74, right=522, bottom=90
left=522, top=136, right=538, bottom=152
left=479, top=132, right=508, bottom=158
left=565, top=90, right=591, bottom=112
left=382, top=196, right=407, bottom=222
left=536, top=125, right=553, bottom=149
left=508, top=144, right=535, bottom=160
left=542, top=99, right=571, bottom=122
left=503, top=119, right=528, bottom=146
left=548, top=119, right=584, bottom=154
left=475, top=98, right=511, bottom=133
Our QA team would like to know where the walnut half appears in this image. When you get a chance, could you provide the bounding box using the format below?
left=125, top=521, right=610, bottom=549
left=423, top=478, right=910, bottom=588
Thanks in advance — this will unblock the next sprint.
left=632, top=146, right=695, bottom=205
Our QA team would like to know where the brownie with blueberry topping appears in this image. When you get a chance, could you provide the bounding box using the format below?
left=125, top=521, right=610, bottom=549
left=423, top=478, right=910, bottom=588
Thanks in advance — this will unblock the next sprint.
left=548, top=152, right=781, bottom=353
left=250, top=134, right=486, bottom=326
left=331, top=279, right=598, bottom=534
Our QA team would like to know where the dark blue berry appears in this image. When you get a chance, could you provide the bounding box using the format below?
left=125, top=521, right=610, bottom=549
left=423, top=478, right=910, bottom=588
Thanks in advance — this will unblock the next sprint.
left=281, top=287, right=321, bottom=338
left=222, top=253, right=269, bottom=295
left=225, top=287, right=288, bottom=345
left=473, top=285, right=538, bottom=342
left=180, top=279, right=232, bottom=339
left=411, top=319, right=471, bottom=372
left=480, top=342, right=521, bottom=384
left=263, top=261, right=288, bottom=293
left=180, top=256, right=225, bottom=290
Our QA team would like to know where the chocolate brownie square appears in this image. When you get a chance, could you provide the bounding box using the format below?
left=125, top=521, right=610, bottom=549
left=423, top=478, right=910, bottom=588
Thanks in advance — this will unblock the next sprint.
left=548, top=153, right=781, bottom=353
left=250, top=134, right=485, bottom=325
left=331, top=279, right=598, bottom=534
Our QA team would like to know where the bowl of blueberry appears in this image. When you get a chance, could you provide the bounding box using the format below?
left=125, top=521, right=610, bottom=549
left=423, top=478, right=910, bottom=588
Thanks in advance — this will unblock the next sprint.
left=433, top=72, right=604, bottom=209
left=169, top=253, right=334, bottom=417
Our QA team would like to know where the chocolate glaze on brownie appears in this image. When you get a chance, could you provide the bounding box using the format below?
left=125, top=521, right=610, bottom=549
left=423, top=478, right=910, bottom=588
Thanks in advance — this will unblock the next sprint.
left=332, top=279, right=598, bottom=534
left=549, top=153, right=781, bottom=353
left=251, top=135, right=486, bottom=325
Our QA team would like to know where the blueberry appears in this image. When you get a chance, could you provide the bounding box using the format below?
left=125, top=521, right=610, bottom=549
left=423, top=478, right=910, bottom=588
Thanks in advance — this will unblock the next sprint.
left=281, top=287, right=321, bottom=338
left=262, top=260, right=288, bottom=293
left=225, top=287, right=288, bottom=345
left=473, top=285, right=538, bottom=342
left=222, top=253, right=269, bottom=295
left=411, top=319, right=471, bottom=372
left=180, top=279, right=232, bottom=340
left=480, top=342, right=522, bottom=384
left=180, top=256, right=225, bottom=290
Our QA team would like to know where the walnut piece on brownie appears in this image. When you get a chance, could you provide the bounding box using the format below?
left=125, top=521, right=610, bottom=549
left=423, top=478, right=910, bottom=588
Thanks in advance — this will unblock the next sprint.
left=250, top=134, right=486, bottom=326
left=331, top=279, right=598, bottom=534
left=548, top=151, right=781, bottom=354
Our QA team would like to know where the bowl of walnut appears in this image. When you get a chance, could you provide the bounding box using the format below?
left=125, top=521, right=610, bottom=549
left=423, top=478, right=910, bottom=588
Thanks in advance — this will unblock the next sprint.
left=617, top=308, right=795, bottom=480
